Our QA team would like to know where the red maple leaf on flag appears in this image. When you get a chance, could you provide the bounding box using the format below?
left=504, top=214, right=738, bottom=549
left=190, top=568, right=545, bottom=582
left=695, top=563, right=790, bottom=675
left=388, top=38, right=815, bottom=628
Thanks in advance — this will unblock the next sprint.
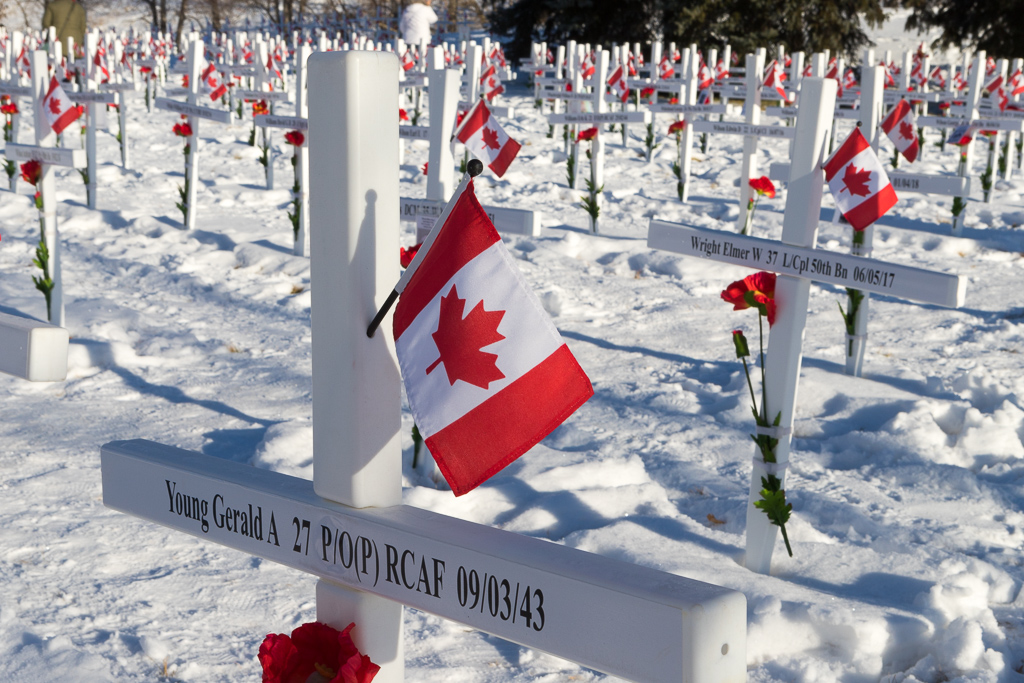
left=48, top=97, right=61, bottom=115
left=898, top=120, right=915, bottom=141
left=426, top=285, right=506, bottom=389
left=481, top=126, right=501, bottom=150
left=841, top=165, right=872, bottom=197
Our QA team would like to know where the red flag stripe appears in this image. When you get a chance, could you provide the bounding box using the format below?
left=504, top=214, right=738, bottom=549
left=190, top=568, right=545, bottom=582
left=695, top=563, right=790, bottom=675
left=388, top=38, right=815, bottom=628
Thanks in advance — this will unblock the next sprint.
left=51, top=104, right=81, bottom=134
left=824, top=128, right=871, bottom=181
left=425, top=344, right=593, bottom=496
left=393, top=182, right=500, bottom=339
left=843, top=183, right=898, bottom=231
left=488, top=137, right=521, bottom=177
left=457, top=101, right=488, bottom=141
left=881, top=100, right=910, bottom=134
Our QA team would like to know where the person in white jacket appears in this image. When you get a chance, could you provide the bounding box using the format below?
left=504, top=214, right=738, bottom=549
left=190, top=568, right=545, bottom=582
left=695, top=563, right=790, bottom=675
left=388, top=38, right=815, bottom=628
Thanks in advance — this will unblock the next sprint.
left=400, top=0, right=438, bottom=47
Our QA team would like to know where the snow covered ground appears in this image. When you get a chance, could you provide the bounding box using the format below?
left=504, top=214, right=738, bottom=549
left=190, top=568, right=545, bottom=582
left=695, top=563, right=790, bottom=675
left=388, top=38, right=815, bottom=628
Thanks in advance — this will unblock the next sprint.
left=3, top=17, right=1024, bottom=683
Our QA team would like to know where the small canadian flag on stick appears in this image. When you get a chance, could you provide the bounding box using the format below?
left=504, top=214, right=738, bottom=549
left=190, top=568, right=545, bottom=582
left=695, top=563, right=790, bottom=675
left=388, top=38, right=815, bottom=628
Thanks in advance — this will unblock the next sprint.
left=823, top=127, right=898, bottom=231
left=390, top=172, right=593, bottom=496
left=607, top=65, right=630, bottom=103
left=42, top=76, right=83, bottom=135
left=880, top=99, right=919, bottom=163
left=454, top=99, right=521, bottom=178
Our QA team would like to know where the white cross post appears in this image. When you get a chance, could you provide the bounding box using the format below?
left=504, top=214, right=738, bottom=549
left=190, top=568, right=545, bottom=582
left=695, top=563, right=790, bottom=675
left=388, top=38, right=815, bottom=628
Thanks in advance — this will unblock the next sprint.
left=0, top=312, right=68, bottom=381
left=647, top=78, right=967, bottom=574
left=155, top=38, right=231, bottom=231
left=101, top=50, right=748, bottom=683
left=4, top=51, right=88, bottom=325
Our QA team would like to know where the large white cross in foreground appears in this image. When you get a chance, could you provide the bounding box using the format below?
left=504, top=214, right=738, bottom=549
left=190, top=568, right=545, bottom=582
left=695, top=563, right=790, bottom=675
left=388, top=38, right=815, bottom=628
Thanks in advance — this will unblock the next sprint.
left=102, top=51, right=746, bottom=683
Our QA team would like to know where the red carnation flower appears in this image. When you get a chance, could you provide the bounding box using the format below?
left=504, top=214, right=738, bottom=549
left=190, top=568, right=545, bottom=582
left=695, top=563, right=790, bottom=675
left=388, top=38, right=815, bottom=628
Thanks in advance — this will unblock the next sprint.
left=420, top=162, right=428, bottom=175
left=400, top=242, right=422, bottom=268
left=641, top=87, right=655, bottom=98
left=181, top=75, right=189, bottom=88
left=259, top=621, right=380, bottom=683
left=172, top=122, right=193, bottom=137
left=252, top=100, right=269, bottom=116
left=399, top=108, right=409, bottom=121
left=577, top=126, right=598, bottom=142
left=284, top=130, right=305, bottom=146
left=20, top=159, right=41, bottom=186
left=1, top=103, right=18, bottom=115
left=668, top=120, right=686, bottom=135
left=721, top=271, right=777, bottom=326
left=749, top=175, right=776, bottom=198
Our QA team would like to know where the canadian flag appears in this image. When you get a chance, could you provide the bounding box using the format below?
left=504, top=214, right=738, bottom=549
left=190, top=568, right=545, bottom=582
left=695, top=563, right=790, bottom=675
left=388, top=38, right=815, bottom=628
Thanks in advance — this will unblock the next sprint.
left=580, top=52, right=595, bottom=80
left=823, top=128, right=898, bottom=231
left=881, top=99, right=919, bottom=163
left=984, top=73, right=1003, bottom=94
left=393, top=179, right=593, bottom=496
left=607, top=65, right=629, bottom=103
left=825, top=57, right=838, bottom=80
left=1010, top=68, right=1024, bottom=96
left=762, top=59, right=788, bottom=101
left=697, top=61, right=713, bottom=90
left=715, top=59, right=729, bottom=81
left=401, top=49, right=416, bottom=72
left=92, top=46, right=110, bottom=83
left=267, top=53, right=282, bottom=80
left=880, top=61, right=896, bottom=88
left=658, top=55, right=674, bottom=80
left=843, top=68, right=858, bottom=93
left=42, top=76, right=83, bottom=134
left=201, top=62, right=227, bottom=101
left=929, top=66, right=946, bottom=90
left=479, top=63, right=505, bottom=101
left=454, top=100, right=521, bottom=178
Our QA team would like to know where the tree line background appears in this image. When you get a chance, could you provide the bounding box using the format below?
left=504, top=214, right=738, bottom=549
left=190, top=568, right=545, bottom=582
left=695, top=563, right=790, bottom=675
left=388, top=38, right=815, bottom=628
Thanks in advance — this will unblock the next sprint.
left=0, top=0, right=1018, bottom=63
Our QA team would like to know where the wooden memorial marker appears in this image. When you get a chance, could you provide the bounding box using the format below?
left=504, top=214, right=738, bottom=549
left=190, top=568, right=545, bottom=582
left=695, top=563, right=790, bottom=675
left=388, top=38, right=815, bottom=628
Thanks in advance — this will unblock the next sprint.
left=647, top=78, right=967, bottom=574
left=154, top=39, right=230, bottom=230
left=0, top=311, right=68, bottom=382
left=102, top=50, right=747, bottom=683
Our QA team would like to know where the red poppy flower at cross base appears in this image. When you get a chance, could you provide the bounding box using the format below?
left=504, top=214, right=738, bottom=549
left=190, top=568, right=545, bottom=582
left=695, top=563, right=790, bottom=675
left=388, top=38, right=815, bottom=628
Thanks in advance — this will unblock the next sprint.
left=749, top=176, right=776, bottom=198
left=258, top=621, right=380, bottom=683
left=20, top=159, right=41, bottom=186
left=577, top=126, right=598, bottom=142
left=284, top=130, right=305, bottom=146
left=721, top=271, right=777, bottom=326
left=172, top=122, right=193, bottom=137
left=668, top=120, right=686, bottom=135
left=400, top=242, right=422, bottom=268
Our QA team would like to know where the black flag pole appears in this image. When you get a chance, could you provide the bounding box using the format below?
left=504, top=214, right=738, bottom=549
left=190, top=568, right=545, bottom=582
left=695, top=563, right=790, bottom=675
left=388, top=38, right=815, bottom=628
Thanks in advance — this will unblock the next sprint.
left=366, top=159, right=485, bottom=338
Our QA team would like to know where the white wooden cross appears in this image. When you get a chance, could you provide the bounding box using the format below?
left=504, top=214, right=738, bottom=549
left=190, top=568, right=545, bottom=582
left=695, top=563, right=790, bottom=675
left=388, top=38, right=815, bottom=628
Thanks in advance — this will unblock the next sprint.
left=3, top=51, right=88, bottom=326
left=649, top=46, right=737, bottom=203
left=101, top=50, right=747, bottom=683
left=401, top=48, right=541, bottom=238
left=647, top=78, right=967, bottom=574
left=154, top=38, right=231, bottom=231
left=254, top=44, right=310, bottom=256
left=0, top=311, right=68, bottom=382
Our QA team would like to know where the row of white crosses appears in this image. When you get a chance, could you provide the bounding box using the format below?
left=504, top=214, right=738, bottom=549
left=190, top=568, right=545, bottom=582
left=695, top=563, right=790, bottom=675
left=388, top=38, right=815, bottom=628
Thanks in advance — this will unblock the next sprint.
left=101, top=50, right=748, bottom=683
left=647, top=76, right=967, bottom=574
